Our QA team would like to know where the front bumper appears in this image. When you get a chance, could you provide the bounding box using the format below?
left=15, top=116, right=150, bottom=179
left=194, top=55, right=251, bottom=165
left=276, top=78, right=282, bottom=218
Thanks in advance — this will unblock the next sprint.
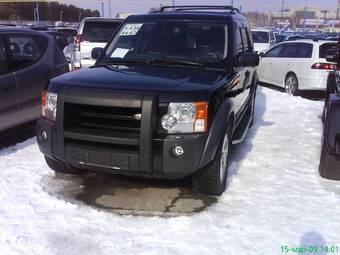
left=37, top=117, right=208, bottom=179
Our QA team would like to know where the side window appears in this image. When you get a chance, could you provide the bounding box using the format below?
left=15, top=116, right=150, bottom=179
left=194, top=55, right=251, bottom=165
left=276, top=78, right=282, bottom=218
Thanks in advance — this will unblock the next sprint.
left=54, top=43, right=66, bottom=64
left=3, top=34, right=48, bottom=72
left=278, top=43, right=300, bottom=58
left=0, top=39, right=8, bottom=75
left=297, top=43, right=313, bottom=58
left=240, top=28, right=250, bottom=51
left=236, top=28, right=243, bottom=53
left=265, top=45, right=283, bottom=57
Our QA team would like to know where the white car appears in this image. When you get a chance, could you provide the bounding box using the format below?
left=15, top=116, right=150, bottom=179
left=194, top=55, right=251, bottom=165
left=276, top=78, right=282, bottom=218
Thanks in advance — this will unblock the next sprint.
left=257, top=40, right=338, bottom=95
left=73, top=17, right=123, bottom=69
left=251, top=29, right=276, bottom=53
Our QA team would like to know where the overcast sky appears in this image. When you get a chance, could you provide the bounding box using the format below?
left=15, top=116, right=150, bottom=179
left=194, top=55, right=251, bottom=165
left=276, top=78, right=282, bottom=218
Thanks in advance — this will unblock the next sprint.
left=59, top=0, right=338, bottom=16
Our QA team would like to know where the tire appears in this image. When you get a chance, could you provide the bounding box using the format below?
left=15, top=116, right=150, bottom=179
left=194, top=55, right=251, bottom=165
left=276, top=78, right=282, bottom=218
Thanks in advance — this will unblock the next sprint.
left=285, top=73, right=299, bottom=96
left=44, top=156, right=83, bottom=174
left=319, top=140, right=340, bottom=180
left=192, top=124, right=232, bottom=196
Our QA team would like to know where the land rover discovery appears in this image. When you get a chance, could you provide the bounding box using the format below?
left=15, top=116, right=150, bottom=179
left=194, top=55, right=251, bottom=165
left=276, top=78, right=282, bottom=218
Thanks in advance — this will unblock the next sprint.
left=37, top=6, right=259, bottom=195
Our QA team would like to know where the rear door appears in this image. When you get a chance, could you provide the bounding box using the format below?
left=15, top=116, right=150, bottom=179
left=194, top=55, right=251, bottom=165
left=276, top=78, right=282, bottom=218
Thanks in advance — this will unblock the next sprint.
left=80, top=21, right=121, bottom=65
left=0, top=36, right=18, bottom=132
left=271, top=42, right=313, bottom=86
left=286, top=42, right=314, bottom=87
left=3, top=33, right=50, bottom=123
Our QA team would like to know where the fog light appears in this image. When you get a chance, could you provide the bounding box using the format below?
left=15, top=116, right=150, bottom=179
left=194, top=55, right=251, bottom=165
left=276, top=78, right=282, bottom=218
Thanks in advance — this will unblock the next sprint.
left=173, top=146, right=184, bottom=157
left=41, top=130, right=48, bottom=140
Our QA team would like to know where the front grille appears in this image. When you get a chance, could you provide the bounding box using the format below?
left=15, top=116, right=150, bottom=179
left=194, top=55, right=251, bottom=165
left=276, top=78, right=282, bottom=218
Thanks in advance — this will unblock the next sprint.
left=58, top=89, right=155, bottom=173
left=64, top=103, right=141, bottom=134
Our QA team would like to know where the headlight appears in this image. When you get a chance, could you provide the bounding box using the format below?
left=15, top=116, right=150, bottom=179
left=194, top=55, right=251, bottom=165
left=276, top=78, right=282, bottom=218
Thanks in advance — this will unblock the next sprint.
left=161, top=102, right=208, bottom=133
left=41, top=90, right=58, bottom=121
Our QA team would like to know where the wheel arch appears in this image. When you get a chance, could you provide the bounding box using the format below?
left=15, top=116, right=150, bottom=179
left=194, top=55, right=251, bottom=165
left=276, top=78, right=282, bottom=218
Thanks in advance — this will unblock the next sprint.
left=284, top=71, right=298, bottom=86
left=199, top=99, right=235, bottom=168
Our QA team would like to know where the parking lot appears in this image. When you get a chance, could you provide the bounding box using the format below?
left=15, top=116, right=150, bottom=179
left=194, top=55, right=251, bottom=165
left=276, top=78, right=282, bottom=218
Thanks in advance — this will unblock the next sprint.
left=1, top=2, right=340, bottom=254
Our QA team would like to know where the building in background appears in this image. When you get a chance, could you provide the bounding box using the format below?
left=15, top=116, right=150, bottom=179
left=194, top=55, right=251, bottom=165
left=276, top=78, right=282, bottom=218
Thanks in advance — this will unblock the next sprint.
left=270, top=6, right=339, bottom=31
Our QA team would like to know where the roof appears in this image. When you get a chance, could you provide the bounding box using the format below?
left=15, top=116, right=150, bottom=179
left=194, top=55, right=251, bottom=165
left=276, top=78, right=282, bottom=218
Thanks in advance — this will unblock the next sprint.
left=276, top=39, right=336, bottom=47
left=126, top=5, right=245, bottom=22
left=0, top=26, right=45, bottom=35
left=251, top=28, right=273, bottom=32
left=82, top=17, right=123, bottom=22
left=126, top=12, right=246, bottom=23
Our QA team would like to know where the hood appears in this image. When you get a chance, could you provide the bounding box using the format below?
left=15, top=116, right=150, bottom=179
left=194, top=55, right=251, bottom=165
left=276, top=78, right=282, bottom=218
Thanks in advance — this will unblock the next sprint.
left=49, top=65, right=228, bottom=101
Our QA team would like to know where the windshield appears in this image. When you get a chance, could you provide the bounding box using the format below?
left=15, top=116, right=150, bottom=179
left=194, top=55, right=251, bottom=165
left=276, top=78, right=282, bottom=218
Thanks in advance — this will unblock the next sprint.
left=102, top=21, right=229, bottom=66
left=252, top=31, right=270, bottom=43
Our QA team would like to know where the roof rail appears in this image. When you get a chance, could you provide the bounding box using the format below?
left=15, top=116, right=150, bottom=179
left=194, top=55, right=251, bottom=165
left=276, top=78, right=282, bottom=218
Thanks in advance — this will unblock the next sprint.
left=159, top=5, right=240, bottom=13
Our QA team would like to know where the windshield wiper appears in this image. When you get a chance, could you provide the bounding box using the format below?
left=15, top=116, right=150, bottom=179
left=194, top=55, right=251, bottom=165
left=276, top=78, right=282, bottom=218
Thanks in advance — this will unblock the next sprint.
left=149, top=59, right=203, bottom=67
left=93, top=59, right=149, bottom=67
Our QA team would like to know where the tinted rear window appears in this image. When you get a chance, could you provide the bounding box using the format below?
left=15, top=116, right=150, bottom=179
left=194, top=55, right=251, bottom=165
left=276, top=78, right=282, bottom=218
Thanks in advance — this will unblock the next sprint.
left=82, top=21, right=121, bottom=42
left=275, top=35, right=286, bottom=43
left=252, top=31, right=269, bottom=43
left=319, top=43, right=337, bottom=58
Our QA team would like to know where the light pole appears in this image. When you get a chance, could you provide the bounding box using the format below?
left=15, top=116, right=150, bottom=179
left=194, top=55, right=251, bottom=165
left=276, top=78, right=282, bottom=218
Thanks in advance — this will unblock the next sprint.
left=101, top=0, right=104, bottom=17
left=302, top=6, right=307, bottom=33
left=281, top=0, right=285, bottom=22
left=172, top=0, right=175, bottom=7
left=35, top=2, right=40, bottom=22
left=108, top=0, right=112, bottom=18
left=60, top=10, right=64, bottom=22
left=231, top=0, right=234, bottom=6
left=79, top=13, right=82, bottom=23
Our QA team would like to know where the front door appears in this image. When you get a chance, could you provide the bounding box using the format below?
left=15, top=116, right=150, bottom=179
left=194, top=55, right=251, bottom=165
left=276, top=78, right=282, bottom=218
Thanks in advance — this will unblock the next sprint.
left=0, top=36, right=18, bottom=132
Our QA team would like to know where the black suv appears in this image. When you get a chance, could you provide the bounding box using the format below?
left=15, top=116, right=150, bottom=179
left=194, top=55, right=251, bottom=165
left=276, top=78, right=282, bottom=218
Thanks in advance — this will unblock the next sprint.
left=320, top=45, right=340, bottom=179
left=36, top=6, right=259, bottom=195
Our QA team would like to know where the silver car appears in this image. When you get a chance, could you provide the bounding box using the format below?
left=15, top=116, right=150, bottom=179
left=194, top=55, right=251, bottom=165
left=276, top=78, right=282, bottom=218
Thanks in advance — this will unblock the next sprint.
left=73, top=17, right=122, bottom=69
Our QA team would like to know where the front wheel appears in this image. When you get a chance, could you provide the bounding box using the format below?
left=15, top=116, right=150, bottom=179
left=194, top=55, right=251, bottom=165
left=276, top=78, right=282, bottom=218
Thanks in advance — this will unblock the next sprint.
left=319, top=140, right=340, bottom=180
left=192, top=125, right=232, bottom=196
left=285, top=74, right=299, bottom=96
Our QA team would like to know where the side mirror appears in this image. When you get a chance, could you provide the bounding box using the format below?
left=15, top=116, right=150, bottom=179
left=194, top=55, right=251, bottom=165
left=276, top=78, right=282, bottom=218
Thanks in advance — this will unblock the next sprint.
left=237, top=52, right=260, bottom=67
left=91, top=47, right=104, bottom=60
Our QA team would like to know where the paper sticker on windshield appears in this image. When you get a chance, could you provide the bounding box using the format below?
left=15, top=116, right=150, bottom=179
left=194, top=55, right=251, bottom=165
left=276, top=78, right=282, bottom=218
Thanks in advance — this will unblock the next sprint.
left=111, top=48, right=129, bottom=58
left=120, top=24, right=143, bottom=36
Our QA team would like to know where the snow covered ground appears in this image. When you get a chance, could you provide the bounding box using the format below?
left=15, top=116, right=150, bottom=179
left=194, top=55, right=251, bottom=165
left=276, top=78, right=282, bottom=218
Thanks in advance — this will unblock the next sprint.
left=1, top=87, right=340, bottom=255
